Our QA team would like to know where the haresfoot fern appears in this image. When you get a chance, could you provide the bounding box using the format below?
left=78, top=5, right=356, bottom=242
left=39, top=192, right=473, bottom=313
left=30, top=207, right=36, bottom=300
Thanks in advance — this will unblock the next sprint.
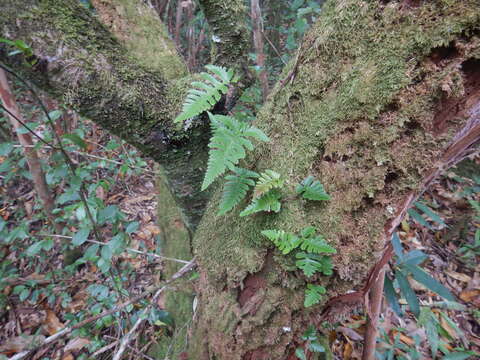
left=240, top=189, right=282, bottom=216
left=202, top=113, right=269, bottom=190
left=253, top=170, right=284, bottom=198
left=296, top=176, right=330, bottom=201
left=174, top=65, right=237, bottom=123
left=261, top=229, right=301, bottom=254
left=304, top=284, right=326, bottom=307
left=218, top=167, right=259, bottom=215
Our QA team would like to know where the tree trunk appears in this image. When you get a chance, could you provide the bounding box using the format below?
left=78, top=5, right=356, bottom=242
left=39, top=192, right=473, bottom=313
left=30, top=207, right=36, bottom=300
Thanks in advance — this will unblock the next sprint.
left=2, top=0, right=480, bottom=359
left=188, top=1, right=480, bottom=358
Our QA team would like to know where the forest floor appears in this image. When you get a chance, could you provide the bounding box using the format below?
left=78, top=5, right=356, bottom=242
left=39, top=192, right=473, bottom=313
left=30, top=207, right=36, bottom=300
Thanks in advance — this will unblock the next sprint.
left=0, top=86, right=479, bottom=359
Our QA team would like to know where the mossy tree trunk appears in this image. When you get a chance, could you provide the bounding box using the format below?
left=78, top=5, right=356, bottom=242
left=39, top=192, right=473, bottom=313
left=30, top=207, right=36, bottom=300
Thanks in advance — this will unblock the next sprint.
left=2, top=0, right=480, bottom=359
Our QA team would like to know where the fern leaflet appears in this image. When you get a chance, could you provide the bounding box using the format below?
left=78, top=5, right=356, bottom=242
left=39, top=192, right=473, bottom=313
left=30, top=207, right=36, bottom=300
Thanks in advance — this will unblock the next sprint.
left=174, top=65, right=236, bottom=123
left=295, top=252, right=333, bottom=277
left=202, top=113, right=269, bottom=190
left=304, top=284, right=326, bottom=307
left=240, top=189, right=282, bottom=217
left=296, top=176, right=330, bottom=201
left=300, top=234, right=336, bottom=254
left=218, top=168, right=259, bottom=215
left=261, top=229, right=302, bottom=254
left=253, top=170, right=284, bottom=198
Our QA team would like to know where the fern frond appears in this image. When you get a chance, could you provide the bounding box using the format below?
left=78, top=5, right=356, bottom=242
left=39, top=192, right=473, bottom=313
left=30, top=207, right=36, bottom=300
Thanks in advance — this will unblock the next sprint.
left=253, top=170, right=284, bottom=198
left=202, top=113, right=269, bottom=190
left=240, top=189, right=282, bottom=217
left=300, top=227, right=337, bottom=254
left=218, top=168, right=259, bottom=215
left=295, top=252, right=333, bottom=277
left=304, top=284, right=326, bottom=307
left=261, top=229, right=302, bottom=254
left=174, top=65, right=236, bottom=124
left=296, top=176, right=330, bottom=201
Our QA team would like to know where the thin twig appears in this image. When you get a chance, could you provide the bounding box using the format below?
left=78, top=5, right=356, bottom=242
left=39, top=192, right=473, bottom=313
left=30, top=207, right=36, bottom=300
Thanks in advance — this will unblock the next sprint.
left=7, top=259, right=196, bottom=360
left=112, top=260, right=196, bottom=360
left=37, top=234, right=191, bottom=264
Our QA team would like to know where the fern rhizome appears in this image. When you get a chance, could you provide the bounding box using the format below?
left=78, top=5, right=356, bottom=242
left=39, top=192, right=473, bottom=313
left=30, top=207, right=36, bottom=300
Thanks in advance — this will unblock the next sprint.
left=175, top=64, right=337, bottom=308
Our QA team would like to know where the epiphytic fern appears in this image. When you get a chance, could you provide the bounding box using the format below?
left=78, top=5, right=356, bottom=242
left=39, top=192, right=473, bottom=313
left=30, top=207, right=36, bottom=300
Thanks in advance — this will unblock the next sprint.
left=296, top=176, right=330, bottom=201
left=240, top=189, right=282, bottom=217
left=253, top=170, right=284, bottom=198
left=295, top=252, right=333, bottom=277
left=261, top=229, right=302, bottom=254
left=299, top=227, right=336, bottom=254
left=304, top=284, right=326, bottom=307
left=218, top=167, right=259, bottom=215
left=174, top=65, right=237, bottom=124
left=202, top=113, right=269, bottom=190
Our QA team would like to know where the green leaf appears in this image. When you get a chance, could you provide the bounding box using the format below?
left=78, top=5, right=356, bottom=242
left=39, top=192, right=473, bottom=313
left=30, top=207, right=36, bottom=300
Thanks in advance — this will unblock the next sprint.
left=384, top=276, right=402, bottom=316
left=253, top=170, right=284, bottom=198
left=414, top=202, right=446, bottom=226
left=202, top=114, right=253, bottom=190
left=0, top=142, right=13, bottom=156
left=19, top=288, right=30, bottom=302
left=101, top=243, right=113, bottom=261
left=48, top=110, right=63, bottom=121
left=402, top=250, right=428, bottom=266
left=299, top=232, right=336, bottom=254
left=301, top=325, right=317, bottom=341
left=391, top=232, right=404, bottom=261
left=261, top=229, right=301, bottom=254
left=240, top=189, right=282, bottom=216
left=403, top=264, right=455, bottom=301
left=309, top=341, right=325, bottom=353
left=295, top=348, right=306, bottom=360
left=16, top=121, right=40, bottom=134
left=218, top=168, right=258, bottom=215
left=296, top=252, right=333, bottom=277
left=26, top=241, right=44, bottom=256
left=304, top=284, right=326, bottom=307
left=125, top=221, right=139, bottom=234
left=296, top=176, right=330, bottom=201
left=63, top=133, right=87, bottom=150
left=72, top=228, right=90, bottom=246
left=442, top=351, right=478, bottom=360
left=174, top=65, right=235, bottom=123
left=408, top=208, right=433, bottom=230
left=395, top=269, right=419, bottom=316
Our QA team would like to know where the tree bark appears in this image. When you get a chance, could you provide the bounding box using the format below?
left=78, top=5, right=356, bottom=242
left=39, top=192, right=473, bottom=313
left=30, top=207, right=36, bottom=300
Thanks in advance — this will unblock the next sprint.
left=2, top=0, right=480, bottom=359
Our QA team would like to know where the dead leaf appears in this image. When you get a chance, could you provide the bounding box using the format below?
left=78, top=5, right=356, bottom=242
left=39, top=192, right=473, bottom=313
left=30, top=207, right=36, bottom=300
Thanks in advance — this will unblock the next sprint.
left=0, top=335, right=45, bottom=355
left=459, top=288, right=480, bottom=305
left=445, top=271, right=471, bottom=283
left=64, top=337, right=90, bottom=352
left=44, top=310, right=64, bottom=336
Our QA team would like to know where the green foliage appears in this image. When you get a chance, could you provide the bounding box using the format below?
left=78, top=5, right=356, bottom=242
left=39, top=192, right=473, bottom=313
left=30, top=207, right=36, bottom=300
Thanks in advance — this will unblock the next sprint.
left=218, top=167, right=259, bottom=215
left=202, top=112, right=268, bottom=190
left=408, top=201, right=445, bottom=230
left=296, top=176, right=330, bottom=201
left=298, top=226, right=336, bottom=254
left=240, top=189, right=282, bottom=216
left=296, top=252, right=333, bottom=277
left=304, top=284, right=326, bottom=307
left=174, top=65, right=237, bottom=124
left=253, top=170, right=284, bottom=198
left=296, top=325, right=325, bottom=359
left=261, top=229, right=301, bottom=254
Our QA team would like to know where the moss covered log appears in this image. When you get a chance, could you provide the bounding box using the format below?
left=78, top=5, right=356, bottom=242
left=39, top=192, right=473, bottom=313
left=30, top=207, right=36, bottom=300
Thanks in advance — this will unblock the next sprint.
left=189, top=0, right=480, bottom=358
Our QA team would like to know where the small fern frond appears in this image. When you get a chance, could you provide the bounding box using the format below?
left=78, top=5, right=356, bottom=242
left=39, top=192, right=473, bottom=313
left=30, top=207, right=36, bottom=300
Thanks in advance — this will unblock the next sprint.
left=174, top=65, right=236, bottom=124
left=218, top=168, right=259, bottom=215
left=253, top=170, right=284, bottom=198
left=261, top=229, right=302, bottom=254
left=304, top=284, right=326, bottom=307
left=240, top=189, right=282, bottom=217
left=202, top=113, right=269, bottom=190
left=299, top=228, right=336, bottom=254
left=295, top=252, right=333, bottom=277
left=296, top=176, right=330, bottom=201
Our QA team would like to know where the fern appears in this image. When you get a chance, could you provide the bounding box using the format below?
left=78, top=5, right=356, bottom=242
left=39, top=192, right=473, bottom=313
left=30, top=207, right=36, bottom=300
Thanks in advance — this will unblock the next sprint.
left=295, top=252, right=334, bottom=277
left=218, top=168, right=259, bottom=215
left=304, top=284, right=326, bottom=307
left=202, top=113, right=269, bottom=190
left=174, top=65, right=236, bottom=123
left=299, top=228, right=336, bottom=254
left=261, top=229, right=302, bottom=254
left=240, top=189, right=282, bottom=217
left=296, top=176, right=330, bottom=201
left=253, top=170, right=284, bottom=198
